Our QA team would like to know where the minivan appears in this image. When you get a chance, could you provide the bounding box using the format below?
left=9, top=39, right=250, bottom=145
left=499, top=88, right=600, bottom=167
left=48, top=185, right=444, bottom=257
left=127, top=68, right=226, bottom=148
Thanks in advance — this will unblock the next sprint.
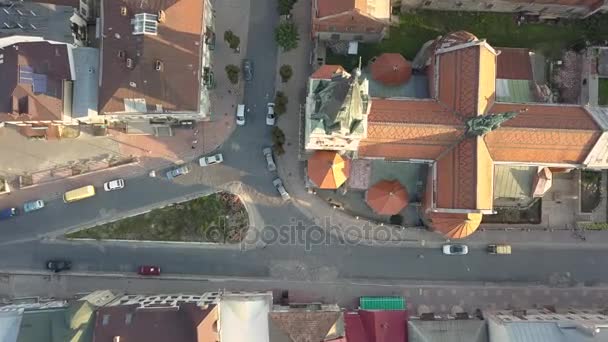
left=236, top=104, right=246, bottom=126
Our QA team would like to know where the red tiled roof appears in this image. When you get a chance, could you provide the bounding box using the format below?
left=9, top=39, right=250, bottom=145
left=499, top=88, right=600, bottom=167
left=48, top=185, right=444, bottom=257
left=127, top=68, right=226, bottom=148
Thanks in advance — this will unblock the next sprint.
left=317, top=0, right=366, bottom=17
left=496, top=47, right=533, bottom=80
left=99, top=0, right=203, bottom=114
left=436, top=46, right=480, bottom=118
left=360, top=123, right=464, bottom=160
left=435, top=138, right=478, bottom=209
left=311, top=65, right=345, bottom=79
left=93, top=304, right=217, bottom=342
left=368, top=99, right=461, bottom=125
left=370, top=54, right=412, bottom=86
left=485, top=128, right=601, bottom=164
left=0, top=42, right=71, bottom=122
left=490, top=103, right=599, bottom=130
left=344, top=310, right=408, bottom=342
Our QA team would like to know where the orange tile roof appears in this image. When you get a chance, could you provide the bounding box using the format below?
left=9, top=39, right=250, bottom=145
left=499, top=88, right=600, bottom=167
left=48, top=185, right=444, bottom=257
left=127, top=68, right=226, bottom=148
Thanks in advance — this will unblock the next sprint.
left=360, top=123, right=464, bottom=159
left=311, top=65, right=345, bottom=80
left=490, top=103, right=599, bottom=130
left=478, top=45, right=497, bottom=114
left=496, top=47, right=533, bottom=80
left=431, top=136, right=494, bottom=211
left=427, top=212, right=482, bottom=239
left=366, top=180, right=409, bottom=215
left=308, top=151, right=351, bottom=189
left=370, top=53, right=412, bottom=86
left=436, top=46, right=480, bottom=118
left=317, top=0, right=366, bottom=17
left=484, top=128, right=601, bottom=164
left=368, top=99, right=461, bottom=125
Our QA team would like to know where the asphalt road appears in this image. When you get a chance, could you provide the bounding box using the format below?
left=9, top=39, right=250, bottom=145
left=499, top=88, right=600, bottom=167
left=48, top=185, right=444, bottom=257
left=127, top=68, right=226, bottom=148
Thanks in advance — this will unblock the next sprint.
left=0, top=237, right=605, bottom=286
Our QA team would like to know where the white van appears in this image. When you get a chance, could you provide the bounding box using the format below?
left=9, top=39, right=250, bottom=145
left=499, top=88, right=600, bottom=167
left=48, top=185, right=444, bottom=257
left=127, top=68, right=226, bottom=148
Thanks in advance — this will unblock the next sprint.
left=236, top=104, right=246, bottom=126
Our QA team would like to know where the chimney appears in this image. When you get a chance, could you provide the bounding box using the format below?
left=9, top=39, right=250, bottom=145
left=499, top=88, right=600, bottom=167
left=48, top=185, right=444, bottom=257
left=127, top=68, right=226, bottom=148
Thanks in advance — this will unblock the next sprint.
left=117, top=50, right=125, bottom=59
left=120, top=6, right=127, bottom=16
left=113, top=337, right=121, bottom=342
left=126, top=58, right=133, bottom=69
left=158, top=10, right=166, bottom=23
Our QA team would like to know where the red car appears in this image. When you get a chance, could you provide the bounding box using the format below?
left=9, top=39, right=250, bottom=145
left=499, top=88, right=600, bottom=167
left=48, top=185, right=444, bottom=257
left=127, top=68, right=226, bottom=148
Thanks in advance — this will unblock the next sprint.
left=138, top=265, right=161, bottom=276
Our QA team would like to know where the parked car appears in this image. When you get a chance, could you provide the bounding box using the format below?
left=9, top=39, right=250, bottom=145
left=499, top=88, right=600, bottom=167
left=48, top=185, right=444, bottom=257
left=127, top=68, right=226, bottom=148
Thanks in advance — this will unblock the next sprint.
left=242, top=59, right=253, bottom=81
left=199, top=153, right=224, bottom=167
left=272, top=178, right=290, bottom=200
left=103, top=178, right=125, bottom=191
left=23, top=200, right=45, bottom=213
left=442, top=244, right=469, bottom=255
left=0, top=207, right=18, bottom=220
left=236, top=104, right=246, bottom=126
left=266, top=102, right=276, bottom=125
left=263, top=147, right=276, bottom=171
left=46, top=259, right=72, bottom=273
left=138, top=265, right=161, bottom=276
left=166, top=165, right=191, bottom=179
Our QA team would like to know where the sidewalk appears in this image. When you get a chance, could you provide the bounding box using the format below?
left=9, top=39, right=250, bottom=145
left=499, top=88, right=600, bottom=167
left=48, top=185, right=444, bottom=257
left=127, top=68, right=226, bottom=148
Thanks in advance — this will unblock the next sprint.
left=273, top=0, right=608, bottom=249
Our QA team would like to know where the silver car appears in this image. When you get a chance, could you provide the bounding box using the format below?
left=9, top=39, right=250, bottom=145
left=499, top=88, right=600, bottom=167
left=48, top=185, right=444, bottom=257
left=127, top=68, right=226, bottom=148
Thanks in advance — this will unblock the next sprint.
left=273, top=178, right=290, bottom=200
left=23, top=200, right=45, bottom=213
left=263, top=147, right=276, bottom=171
left=442, top=244, right=469, bottom=255
left=266, top=102, right=276, bottom=126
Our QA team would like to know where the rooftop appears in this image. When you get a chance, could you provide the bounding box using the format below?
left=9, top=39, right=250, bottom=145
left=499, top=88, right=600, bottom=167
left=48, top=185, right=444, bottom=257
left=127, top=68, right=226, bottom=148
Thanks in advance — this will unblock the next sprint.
left=92, top=303, right=216, bottom=342
left=316, top=0, right=390, bottom=20
left=0, top=2, right=80, bottom=45
left=0, top=41, right=72, bottom=122
left=99, top=0, right=204, bottom=114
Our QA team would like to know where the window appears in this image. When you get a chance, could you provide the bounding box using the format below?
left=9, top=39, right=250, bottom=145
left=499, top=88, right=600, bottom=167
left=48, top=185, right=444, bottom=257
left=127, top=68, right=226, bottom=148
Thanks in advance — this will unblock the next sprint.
left=132, top=13, right=158, bottom=35
left=424, top=1, right=432, bottom=5
left=330, top=34, right=340, bottom=40
left=354, top=35, right=363, bottom=41
left=80, top=6, right=87, bottom=17
left=0, top=53, right=3, bottom=64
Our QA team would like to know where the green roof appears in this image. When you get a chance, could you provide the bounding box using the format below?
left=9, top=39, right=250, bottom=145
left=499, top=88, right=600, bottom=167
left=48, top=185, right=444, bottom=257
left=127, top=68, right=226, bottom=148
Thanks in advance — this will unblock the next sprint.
left=359, top=297, right=406, bottom=310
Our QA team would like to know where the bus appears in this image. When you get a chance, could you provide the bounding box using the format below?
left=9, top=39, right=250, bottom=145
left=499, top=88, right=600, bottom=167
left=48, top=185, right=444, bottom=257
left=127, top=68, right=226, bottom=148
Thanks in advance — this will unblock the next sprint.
left=63, top=185, right=96, bottom=203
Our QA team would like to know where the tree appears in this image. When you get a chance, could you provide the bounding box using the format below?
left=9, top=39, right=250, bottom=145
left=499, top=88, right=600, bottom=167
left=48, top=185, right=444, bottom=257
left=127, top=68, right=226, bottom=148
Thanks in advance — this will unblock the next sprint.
left=274, top=91, right=288, bottom=115
left=279, top=65, right=293, bottom=82
left=225, top=64, right=240, bottom=84
left=278, top=0, right=297, bottom=15
left=275, top=22, right=299, bottom=52
left=223, top=30, right=240, bottom=50
left=271, top=127, right=286, bottom=155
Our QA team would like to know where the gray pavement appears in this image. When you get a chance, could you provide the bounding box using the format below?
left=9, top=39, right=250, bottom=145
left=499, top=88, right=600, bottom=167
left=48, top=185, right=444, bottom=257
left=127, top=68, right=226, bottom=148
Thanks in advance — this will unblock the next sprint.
left=2, top=272, right=608, bottom=314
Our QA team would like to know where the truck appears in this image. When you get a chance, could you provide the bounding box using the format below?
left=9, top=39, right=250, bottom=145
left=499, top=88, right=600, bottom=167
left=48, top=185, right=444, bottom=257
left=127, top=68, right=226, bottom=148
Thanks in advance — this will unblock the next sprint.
left=487, top=244, right=512, bottom=255
left=0, top=207, right=18, bottom=220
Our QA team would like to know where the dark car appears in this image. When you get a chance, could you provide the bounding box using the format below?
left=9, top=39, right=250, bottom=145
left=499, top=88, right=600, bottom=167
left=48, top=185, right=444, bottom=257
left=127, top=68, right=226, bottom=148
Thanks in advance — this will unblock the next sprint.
left=138, top=265, right=161, bottom=276
left=0, top=207, right=19, bottom=220
left=46, top=260, right=72, bottom=273
left=242, top=59, right=253, bottom=81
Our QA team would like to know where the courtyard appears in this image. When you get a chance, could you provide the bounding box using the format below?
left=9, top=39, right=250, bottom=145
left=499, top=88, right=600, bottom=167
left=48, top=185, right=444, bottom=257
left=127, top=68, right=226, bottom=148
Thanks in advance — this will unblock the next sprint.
left=326, top=10, right=608, bottom=70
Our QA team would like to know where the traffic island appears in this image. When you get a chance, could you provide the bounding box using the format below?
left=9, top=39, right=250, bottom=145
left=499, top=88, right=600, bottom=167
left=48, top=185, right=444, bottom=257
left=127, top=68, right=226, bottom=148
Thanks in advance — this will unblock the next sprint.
left=65, top=192, right=249, bottom=244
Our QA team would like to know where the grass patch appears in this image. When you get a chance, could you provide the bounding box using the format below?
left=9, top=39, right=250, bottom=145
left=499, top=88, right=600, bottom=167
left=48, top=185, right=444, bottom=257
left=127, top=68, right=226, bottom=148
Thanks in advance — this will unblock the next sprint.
left=599, top=78, right=608, bottom=106
left=66, top=192, right=249, bottom=243
left=326, top=10, right=607, bottom=68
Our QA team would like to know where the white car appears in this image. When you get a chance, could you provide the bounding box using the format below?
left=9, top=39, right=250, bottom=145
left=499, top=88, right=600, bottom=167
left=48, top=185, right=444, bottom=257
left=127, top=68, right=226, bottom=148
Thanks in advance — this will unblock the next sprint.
left=199, top=153, right=224, bottom=167
left=442, top=244, right=469, bottom=255
left=272, top=178, right=290, bottom=200
left=266, top=102, right=276, bottom=126
left=263, top=147, right=276, bottom=171
left=103, top=179, right=125, bottom=191
left=236, top=104, right=246, bottom=126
